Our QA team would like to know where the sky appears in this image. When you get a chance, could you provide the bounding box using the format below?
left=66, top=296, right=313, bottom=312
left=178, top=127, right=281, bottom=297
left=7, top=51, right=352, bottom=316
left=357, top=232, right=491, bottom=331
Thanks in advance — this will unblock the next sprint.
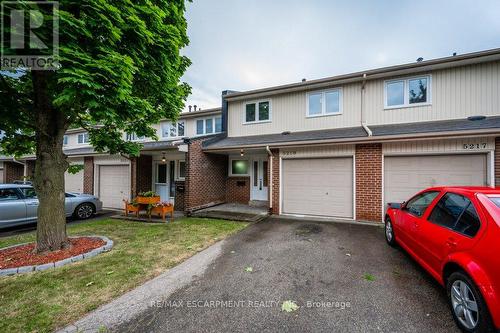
left=181, top=0, right=500, bottom=111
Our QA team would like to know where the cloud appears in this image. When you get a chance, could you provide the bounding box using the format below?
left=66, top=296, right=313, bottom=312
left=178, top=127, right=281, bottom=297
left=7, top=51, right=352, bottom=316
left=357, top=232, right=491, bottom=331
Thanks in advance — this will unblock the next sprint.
left=181, top=0, right=500, bottom=110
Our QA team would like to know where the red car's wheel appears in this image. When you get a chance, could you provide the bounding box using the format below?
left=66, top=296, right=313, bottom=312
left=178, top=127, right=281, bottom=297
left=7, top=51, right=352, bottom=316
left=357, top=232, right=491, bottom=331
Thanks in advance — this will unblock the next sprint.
left=446, top=271, right=495, bottom=332
left=384, top=217, right=397, bottom=247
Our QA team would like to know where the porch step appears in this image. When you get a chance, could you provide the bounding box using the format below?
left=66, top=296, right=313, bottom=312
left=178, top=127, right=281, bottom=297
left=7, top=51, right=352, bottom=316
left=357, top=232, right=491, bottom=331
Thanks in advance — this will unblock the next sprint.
left=249, top=200, right=269, bottom=208
left=192, top=210, right=268, bottom=223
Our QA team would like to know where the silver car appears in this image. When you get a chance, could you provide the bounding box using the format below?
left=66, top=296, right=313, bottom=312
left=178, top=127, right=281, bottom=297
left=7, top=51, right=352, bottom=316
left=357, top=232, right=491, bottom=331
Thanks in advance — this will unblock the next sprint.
left=0, top=184, right=103, bottom=229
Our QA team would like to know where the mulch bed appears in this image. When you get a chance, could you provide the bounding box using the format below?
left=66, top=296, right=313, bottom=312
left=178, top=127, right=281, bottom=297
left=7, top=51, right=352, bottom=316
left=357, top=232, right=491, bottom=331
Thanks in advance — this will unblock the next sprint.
left=0, top=237, right=105, bottom=269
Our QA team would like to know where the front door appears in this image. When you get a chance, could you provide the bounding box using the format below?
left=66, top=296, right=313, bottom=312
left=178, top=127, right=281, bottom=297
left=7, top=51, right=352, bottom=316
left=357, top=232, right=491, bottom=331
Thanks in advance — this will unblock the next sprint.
left=251, top=157, right=268, bottom=201
left=155, top=163, right=169, bottom=201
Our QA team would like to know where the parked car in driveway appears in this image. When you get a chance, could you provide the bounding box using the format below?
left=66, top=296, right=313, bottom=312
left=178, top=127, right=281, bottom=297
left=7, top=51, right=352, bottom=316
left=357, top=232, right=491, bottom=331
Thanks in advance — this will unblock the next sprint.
left=0, top=184, right=103, bottom=229
left=385, top=187, right=500, bottom=332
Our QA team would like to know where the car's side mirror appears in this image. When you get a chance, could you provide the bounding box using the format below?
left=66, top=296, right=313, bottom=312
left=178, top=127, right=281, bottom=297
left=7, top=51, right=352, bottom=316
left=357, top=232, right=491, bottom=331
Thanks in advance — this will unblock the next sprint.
left=388, top=202, right=403, bottom=209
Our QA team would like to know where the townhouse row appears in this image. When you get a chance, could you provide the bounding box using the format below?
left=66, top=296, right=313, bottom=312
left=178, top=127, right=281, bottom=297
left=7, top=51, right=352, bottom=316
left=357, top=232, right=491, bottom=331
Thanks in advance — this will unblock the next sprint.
left=2, top=48, right=500, bottom=222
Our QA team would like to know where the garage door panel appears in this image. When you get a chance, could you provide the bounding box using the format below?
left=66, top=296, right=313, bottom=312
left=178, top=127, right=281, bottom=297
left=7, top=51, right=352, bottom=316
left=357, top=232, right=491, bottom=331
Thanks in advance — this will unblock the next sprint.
left=0, top=169, right=3, bottom=183
left=282, top=157, right=353, bottom=218
left=384, top=154, right=487, bottom=205
left=99, top=165, right=130, bottom=209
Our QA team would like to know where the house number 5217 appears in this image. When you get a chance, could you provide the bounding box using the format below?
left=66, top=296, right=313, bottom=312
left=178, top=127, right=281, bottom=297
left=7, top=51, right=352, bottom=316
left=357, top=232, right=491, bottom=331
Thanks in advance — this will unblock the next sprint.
left=463, top=143, right=487, bottom=150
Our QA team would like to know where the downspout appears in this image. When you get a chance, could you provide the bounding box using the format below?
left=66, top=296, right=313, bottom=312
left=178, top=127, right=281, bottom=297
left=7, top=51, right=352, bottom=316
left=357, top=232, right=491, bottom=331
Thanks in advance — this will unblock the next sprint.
left=265, top=145, right=273, bottom=210
left=360, top=73, right=372, bottom=137
left=12, top=158, right=28, bottom=181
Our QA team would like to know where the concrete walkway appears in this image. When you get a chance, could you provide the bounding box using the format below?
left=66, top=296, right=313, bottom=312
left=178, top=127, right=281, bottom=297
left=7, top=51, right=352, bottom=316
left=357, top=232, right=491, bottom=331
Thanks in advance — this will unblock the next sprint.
left=192, top=203, right=269, bottom=222
left=57, top=240, right=226, bottom=333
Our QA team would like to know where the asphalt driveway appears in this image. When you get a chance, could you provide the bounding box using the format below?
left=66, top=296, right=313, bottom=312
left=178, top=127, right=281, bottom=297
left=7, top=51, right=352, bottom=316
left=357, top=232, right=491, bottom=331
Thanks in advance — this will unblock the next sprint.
left=114, top=218, right=458, bottom=332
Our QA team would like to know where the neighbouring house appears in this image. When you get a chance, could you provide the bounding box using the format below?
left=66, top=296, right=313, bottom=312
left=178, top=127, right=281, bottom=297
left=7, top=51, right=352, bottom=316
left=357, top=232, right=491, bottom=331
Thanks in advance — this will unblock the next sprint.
left=1, top=48, right=500, bottom=223
left=0, top=106, right=223, bottom=212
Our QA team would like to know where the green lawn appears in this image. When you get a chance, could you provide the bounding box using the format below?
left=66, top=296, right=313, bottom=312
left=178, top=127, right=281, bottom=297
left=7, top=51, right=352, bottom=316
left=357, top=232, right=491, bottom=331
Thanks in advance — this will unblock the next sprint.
left=0, top=218, right=248, bottom=333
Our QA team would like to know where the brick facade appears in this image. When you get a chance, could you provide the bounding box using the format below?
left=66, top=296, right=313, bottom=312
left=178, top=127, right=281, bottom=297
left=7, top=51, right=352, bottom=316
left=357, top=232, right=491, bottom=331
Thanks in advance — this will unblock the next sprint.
left=355, top=143, right=382, bottom=222
left=26, top=160, right=36, bottom=181
left=185, top=138, right=227, bottom=212
left=83, top=156, right=94, bottom=194
left=3, top=162, right=24, bottom=183
left=131, top=155, right=153, bottom=197
left=270, top=149, right=280, bottom=215
left=226, top=176, right=250, bottom=204
left=174, top=180, right=186, bottom=211
left=496, top=137, right=500, bottom=186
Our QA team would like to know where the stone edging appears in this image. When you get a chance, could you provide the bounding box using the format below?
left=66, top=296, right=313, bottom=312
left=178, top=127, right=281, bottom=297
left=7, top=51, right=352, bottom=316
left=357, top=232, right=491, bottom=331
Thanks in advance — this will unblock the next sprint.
left=0, top=236, right=113, bottom=277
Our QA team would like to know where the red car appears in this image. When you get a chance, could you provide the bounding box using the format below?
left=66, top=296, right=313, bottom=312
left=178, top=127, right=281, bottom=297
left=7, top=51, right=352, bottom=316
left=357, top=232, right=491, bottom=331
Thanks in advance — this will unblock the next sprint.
left=385, top=187, right=500, bottom=332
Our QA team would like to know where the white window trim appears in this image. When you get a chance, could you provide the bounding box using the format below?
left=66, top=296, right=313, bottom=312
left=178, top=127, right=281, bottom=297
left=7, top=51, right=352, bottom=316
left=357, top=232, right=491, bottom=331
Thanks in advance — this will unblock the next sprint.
left=161, top=121, right=185, bottom=139
left=243, top=99, right=272, bottom=124
left=176, top=160, right=186, bottom=180
left=228, top=157, right=250, bottom=177
left=77, top=132, right=89, bottom=145
left=125, top=133, right=145, bottom=142
left=306, top=88, right=343, bottom=118
left=384, top=75, right=432, bottom=109
left=195, top=116, right=222, bottom=136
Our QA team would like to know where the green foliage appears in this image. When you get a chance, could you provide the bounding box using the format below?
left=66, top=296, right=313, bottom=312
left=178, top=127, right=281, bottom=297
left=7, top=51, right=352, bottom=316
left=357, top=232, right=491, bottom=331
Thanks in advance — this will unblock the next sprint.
left=363, top=273, right=375, bottom=281
left=67, top=164, right=84, bottom=174
left=138, top=191, right=158, bottom=197
left=281, top=300, right=299, bottom=313
left=0, top=0, right=191, bottom=157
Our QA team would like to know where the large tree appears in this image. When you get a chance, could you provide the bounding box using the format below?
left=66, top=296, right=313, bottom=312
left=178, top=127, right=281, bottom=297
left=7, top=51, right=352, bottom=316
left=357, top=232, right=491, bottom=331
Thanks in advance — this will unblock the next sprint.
left=0, top=0, right=191, bottom=252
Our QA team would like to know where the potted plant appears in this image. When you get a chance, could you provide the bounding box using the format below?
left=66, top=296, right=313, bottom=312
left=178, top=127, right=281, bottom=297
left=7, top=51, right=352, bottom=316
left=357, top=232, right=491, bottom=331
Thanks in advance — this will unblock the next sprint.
left=136, top=191, right=160, bottom=204
left=150, top=201, right=174, bottom=222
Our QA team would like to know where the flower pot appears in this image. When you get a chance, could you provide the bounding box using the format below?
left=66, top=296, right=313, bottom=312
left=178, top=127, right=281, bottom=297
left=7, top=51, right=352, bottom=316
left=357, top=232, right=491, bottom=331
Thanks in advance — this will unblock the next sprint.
left=136, top=196, right=160, bottom=205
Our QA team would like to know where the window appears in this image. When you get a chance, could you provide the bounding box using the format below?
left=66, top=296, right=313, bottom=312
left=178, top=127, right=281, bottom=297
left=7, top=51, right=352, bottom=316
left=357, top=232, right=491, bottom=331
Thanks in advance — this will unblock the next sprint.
left=162, top=121, right=185, bottom=138
left=63, top=135, right=68, bottom=146
left=215, top=117, right=222, bottom=133
left=307, top=89, right=342, bottom=117
left=178, top=161, right=186, bottom=179
left=77, top=132, right=89, bottom=144
left=0, top=188, right=20, bottom=201
left=384, top=75, right=430, bottom=108
left=20, top=187, right=37, bottom=199
left=126, top=133, right=145, bottom=141
left=403, top=191, right=439, bottom=217
left=428, top=193, right=481, bottom=237
left=245, top=101, right=271, bottom=123
left=196, top=119, right=204, bottom=135
left=489, top=197, right=500, bottom=208
left=230, top=159, right=249, bottom=175
left=205, top=118, right=213, bottom=134
left=195, top=117, right=222, bottom=135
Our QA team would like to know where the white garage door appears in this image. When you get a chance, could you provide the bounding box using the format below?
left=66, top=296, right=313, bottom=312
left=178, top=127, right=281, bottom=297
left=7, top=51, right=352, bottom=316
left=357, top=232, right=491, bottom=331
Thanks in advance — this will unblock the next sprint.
left=0, top=169, right=3, bottom=183
left=282, top=158, right=353, bottom=218
left=384, top=154, right=487, bottom=205
left=98, top=165, right=130, bottom=209
left=65, top=169, right=84, bottom=193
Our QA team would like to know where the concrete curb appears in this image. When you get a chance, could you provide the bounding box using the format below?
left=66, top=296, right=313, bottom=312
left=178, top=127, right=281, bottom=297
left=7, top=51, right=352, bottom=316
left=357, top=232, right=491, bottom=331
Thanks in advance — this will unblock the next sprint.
left=0, top=236, right=113, bottom=277
left=57, top=239, right=225, bottom=333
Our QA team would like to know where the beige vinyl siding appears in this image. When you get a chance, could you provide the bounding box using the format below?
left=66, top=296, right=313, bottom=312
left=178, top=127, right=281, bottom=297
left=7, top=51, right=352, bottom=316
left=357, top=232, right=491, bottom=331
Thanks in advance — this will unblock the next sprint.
left=228, top=84, right=362, bottom=137
left=365, top=61, right=500, bottom=125
left=227, top=60, right=500, bottom=137
left=280, top=144, right=355, bottom=159
left=383, top=137, right=495, bottom=154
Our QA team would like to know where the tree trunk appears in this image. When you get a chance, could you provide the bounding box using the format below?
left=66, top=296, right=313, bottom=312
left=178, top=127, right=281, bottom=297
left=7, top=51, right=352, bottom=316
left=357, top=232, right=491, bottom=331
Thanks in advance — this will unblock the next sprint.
left=32, top=71, right=70, bottom=253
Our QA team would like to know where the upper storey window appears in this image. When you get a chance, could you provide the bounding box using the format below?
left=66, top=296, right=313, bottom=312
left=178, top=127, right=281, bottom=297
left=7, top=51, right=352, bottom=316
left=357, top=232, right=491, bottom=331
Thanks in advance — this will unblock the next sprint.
left=245, top=101, right=271, bottom=123
left=162, top=121, right=185, bottom=138
left=384, top=75, right=431, bottom=108
left=196, top=116, right=222, bottom=135
left=77, top=132, right=89, bottom=144
left=126, top=133, right=145, bottom=141
left=307, top=89, right=342, bottom=117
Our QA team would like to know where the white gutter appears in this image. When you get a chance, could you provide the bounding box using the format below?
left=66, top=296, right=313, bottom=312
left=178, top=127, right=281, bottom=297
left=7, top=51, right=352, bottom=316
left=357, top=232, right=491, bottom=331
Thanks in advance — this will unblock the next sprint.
left=265, top=145, right=273, bottom=210
left=360, top=73, right=372, bottom=137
